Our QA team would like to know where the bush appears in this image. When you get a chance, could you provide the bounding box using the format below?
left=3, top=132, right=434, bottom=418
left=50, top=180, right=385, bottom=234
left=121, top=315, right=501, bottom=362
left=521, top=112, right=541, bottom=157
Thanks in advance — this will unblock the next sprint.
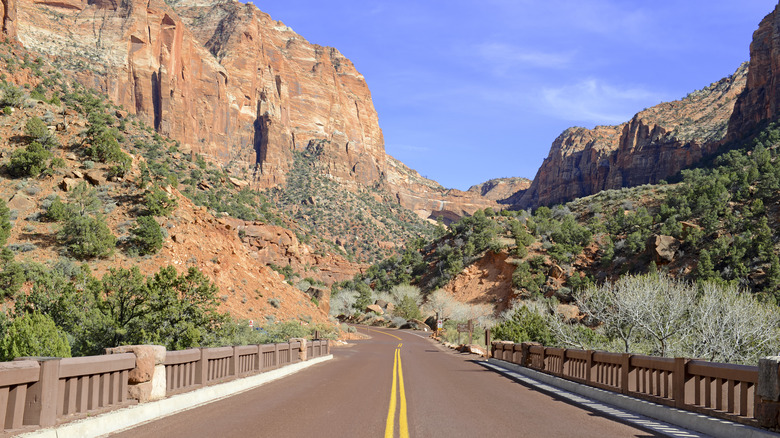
left=24, top=117, right=48, bottom=141
left=58, top=215, right=116, bottom=259
left=8, top=142, right=52, bottom=177
left=493, top=305, right=554, bottom=345
left=0, top=312, right=71, bottom=360
left=130, top=216, right=164, bottom=255
left=1, top=85, right=25, bottom=108
left=145, top=186, right=177, bottom=216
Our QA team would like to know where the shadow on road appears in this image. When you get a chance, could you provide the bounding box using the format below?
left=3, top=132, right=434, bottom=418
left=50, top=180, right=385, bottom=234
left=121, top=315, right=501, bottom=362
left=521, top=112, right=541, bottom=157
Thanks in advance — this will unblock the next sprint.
left=470, top=360, right=671, bottom=438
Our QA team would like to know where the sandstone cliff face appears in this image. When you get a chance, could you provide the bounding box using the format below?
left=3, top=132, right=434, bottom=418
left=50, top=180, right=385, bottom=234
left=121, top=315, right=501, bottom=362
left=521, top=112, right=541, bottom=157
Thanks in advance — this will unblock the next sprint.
left=14, top=0, right=494, bottom=219
left=467, top=177, right=531, bottom=203
left=728, top=2, right=780, bottom=141
left=1, top=0, right=15, bottom=39
left=515, top=64, right=747, bottom=209
left=385, top=156, right=498, bottom=223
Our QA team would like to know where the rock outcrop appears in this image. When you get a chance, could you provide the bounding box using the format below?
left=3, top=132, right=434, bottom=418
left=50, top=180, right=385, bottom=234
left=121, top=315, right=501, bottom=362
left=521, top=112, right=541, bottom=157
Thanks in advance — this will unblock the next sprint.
left=728, top=2, right=780, bottom=141
left=468, top=177, right=531, bottom=203
left=14, top=0, right=496, bottom=219
left=514, top=64, right=748, bottom=209
left=1, top=0, right=15, bottom=40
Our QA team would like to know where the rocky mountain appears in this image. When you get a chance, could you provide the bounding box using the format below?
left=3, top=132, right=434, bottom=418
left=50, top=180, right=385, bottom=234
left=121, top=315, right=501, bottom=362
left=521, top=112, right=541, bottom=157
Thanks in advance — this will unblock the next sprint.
left=512, top=64, right=748, bottom=209
left=728, top=2, right=780, bottom=142
left=467, top=177, right=531, bottom=203
left=10, top=0, right=496, bottom=221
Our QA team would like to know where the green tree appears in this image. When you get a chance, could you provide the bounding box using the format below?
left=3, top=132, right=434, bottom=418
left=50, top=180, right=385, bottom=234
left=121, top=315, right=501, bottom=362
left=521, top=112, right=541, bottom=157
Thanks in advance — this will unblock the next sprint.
left=0, top=312, right=71, bottom=360
left=130, top=216, right=164, bottom=255
left=394, top=295, right=422, bottom=320
left=8, top=141, right=52, bottom=177
left=58, top=214, right=116, bottom=259
left=493, top=305, right=554, bottom=345
left=142, top=266, right=225, bottom=350
left=145, top=185, right=177, bottom=216
left=93, top=267, right=150, bottom=347
left=0, top=198, right=11, bottom=247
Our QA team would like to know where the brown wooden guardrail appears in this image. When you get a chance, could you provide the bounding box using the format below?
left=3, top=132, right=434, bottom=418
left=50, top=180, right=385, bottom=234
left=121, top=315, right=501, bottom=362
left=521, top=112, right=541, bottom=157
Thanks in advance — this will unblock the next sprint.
left=491, top=342, right=763, bottom=428
left=0, top=338, right=330, bottom=434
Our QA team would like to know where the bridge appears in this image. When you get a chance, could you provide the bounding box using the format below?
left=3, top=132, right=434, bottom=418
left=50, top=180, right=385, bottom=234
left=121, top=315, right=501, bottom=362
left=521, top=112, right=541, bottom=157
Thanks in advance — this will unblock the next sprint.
left=3, top=329, right=780, bottom=437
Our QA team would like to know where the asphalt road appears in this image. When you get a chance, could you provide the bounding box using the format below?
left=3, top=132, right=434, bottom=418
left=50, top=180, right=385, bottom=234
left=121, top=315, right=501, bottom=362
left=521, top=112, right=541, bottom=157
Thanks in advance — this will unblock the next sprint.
left=111, top=327, right=671, bottom=438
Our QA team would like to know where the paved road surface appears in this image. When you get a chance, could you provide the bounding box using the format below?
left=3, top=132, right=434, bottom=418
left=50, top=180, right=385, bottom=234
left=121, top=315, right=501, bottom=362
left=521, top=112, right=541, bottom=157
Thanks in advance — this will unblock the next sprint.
left=112, top=327, right=673, bottom=437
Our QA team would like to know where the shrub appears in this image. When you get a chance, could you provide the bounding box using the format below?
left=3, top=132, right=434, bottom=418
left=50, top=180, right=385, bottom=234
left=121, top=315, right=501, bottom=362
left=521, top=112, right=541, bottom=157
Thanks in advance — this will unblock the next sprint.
left=0, top=312, right=71, bottom=360
left=1, top=85, right=25, bottom=108
left=8, top=142, right=52, bottom=177
left=493, top=305, right=554, bottom=345
left=58, top=215, right=116, bottom=259
left=24, top=117, right=48, bottom=141
left=130, top=216, right=164, bottom=255
left=145, top=186, right=177, bottom=216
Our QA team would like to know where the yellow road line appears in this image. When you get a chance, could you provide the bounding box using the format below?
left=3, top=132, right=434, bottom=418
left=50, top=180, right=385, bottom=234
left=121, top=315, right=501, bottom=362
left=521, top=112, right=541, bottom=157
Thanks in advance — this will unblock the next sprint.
left=384, top=344, right=409, bottom=438
left=384, top=347, right=398, bottom=438
left=365, top=327, right=403, bottom=341
left=398, top=347, right=409, bottom=438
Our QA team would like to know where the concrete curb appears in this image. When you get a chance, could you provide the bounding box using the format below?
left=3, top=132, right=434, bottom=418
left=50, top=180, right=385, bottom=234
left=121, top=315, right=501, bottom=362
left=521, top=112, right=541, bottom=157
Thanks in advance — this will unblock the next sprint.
left=487, top=358, right=779, bottom=438
left=21, top=355, right=334, bottom=438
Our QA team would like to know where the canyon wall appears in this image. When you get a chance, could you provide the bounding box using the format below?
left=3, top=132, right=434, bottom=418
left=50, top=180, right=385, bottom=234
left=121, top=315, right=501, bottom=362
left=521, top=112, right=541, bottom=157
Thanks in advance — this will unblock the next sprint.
left=728, top=2, right=780, bottom=141
left=514, top=64, right=748, bottom=209
left=13, top=0, right=495, bottom=218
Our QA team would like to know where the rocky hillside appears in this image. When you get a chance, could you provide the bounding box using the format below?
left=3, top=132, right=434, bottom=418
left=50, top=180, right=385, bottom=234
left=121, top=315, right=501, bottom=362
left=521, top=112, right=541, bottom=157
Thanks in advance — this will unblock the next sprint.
left=10, top=0, right=497, bottom=223
left=512, top=64, right=747, bottom=209
left=0, top=38, right=349, bottom=329
left=468, top=177, right=531, bottom=203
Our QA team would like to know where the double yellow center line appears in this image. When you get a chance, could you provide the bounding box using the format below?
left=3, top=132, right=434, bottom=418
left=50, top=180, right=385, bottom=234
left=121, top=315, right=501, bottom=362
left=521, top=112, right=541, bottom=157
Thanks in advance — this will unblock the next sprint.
left=385, top=342, right=409, bottom=438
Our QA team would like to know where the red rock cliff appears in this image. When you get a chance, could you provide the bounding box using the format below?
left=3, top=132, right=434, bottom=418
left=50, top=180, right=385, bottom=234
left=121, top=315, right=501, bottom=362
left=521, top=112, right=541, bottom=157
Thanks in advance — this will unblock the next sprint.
left=1, top=0, right=15, bottom=40
left=514, top=64, right=747, bottom=209
left=14, top=0, right=496, bottom=218
left=728, top=2, right=780, bottom=141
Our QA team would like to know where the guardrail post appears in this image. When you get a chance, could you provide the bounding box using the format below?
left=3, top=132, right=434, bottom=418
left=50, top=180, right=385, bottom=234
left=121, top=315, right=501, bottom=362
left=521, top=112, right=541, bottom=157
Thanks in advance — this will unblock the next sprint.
left=520, top=343, right=530, bottom=367
left=540, top=347, right=546, bottom=371
left=325, top=339, right=330, bottom=355
left=757, top=356, right=780, bottom=429
left=230, top=347, right=238, bottom=377
left=22, top=358, right=60, bottom=427
left=195, top=348, right=207, bottom=385
left=621, top=353, right=630, bottom=394
left=254, top=345, right=261, bottom=372
left=673, top=357, right=689, bottom=409
left=586, top=350, right=593, bottom=385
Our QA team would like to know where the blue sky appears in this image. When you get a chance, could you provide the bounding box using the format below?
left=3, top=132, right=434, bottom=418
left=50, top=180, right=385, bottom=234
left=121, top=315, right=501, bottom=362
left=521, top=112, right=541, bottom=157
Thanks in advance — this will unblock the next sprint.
left=253, top=1, right=778, bottom=190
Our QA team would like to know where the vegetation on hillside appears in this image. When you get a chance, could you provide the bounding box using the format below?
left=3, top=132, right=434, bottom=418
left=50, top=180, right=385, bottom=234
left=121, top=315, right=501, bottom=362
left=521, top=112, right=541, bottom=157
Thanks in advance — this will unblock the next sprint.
left=267, top=143, right=435, bottom=263
left=0, top=40, right=338, bottom=359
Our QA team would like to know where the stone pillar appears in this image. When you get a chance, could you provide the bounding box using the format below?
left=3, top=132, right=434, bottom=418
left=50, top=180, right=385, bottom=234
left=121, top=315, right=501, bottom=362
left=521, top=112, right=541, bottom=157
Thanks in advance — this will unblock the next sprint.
left=290, top=338, right=307, bottom=362
left=106, top=345, right=166, bottom=403
left=757, top=356, right=780, bottom=430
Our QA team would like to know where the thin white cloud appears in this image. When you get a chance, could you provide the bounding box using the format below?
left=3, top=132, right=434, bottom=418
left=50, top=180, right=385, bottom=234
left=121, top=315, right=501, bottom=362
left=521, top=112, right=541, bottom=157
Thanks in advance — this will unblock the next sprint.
left=475, top=43, right=572, bottom=75
left=541, top=79, right=670, bottom=124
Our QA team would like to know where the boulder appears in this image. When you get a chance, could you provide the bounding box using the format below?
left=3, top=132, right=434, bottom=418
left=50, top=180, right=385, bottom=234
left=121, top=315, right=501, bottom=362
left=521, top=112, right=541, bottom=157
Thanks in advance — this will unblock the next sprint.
left=106, top=345, right=165, bottom=384
left=375, top=299, right=389, bottom=309
left=556, top=304, right=580, bottom=322
left=549, top=264, right=564, bottom=279
left=7, top=193, right=33, bottom=213
left=59, top=178, right=79, bottom=192
left=652, top=235, right=680, bottom=263
left=85, top=170, right=106, bottom=186
left=228, top=177, right=248, bottom=188
left=366, top=304, right=384, bottom=315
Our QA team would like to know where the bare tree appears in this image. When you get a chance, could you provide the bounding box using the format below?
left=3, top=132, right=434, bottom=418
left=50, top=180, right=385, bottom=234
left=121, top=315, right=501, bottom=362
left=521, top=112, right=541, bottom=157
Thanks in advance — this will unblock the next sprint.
left=682, top=282, right=780, bottom=364
left=616, top=273, right=697, bottom=357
